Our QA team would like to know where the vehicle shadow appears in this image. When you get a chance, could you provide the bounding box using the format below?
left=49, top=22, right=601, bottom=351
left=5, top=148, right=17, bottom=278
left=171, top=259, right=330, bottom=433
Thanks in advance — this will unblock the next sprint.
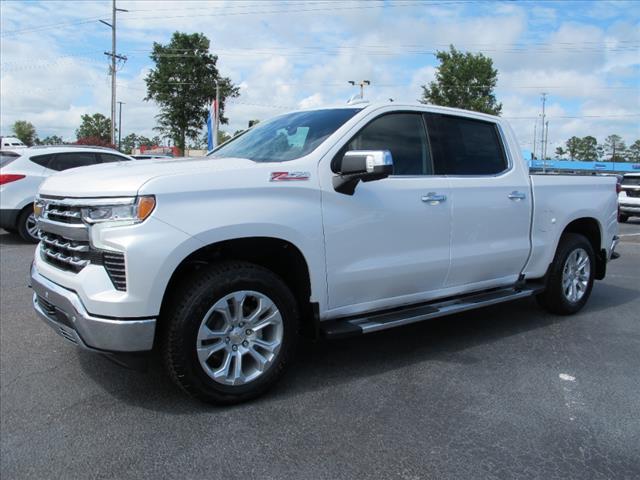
left=0, top=230, right=28, bottom=246
left=77, top=296, right=576, bottom=413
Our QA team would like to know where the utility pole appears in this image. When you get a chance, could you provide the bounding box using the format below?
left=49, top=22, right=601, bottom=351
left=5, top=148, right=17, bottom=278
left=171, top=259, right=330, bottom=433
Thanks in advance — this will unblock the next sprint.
left=532, top=119, right=537, bottom=160
left=348, top=80, right=371, bottom=99
left=540, top=93, right=547, bottom=173
left=117, top=101, right=125, bottom=151
left=214, top=80, right=220, bottom=147
left=100, top=0, right=127, bottom=146
left=543, top=120, right=549, bottom=162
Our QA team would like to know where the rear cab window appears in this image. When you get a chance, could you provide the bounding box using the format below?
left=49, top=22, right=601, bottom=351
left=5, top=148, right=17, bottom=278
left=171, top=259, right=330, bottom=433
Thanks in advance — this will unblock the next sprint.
left=425, top=114, right=507, bottom=175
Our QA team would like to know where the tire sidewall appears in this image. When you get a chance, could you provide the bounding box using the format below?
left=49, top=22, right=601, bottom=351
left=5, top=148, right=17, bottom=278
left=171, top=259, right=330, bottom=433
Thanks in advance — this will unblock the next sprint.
left=167, top=264, right=299, bottom=403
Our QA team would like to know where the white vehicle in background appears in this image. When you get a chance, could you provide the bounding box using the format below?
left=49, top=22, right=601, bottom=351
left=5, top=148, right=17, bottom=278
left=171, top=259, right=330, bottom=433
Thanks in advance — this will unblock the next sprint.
left=0, top=136, right=27, bottom=149
left=618, top=173, right=640, bottom=222
left=30, top=103, right=619, bottom=404
left=0, top=146, right=132, bottom=242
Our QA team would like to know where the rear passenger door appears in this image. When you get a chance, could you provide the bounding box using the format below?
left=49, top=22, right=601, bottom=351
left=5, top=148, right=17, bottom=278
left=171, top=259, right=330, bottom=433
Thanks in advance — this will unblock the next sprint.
left=425, top=113, right=531, bottom=288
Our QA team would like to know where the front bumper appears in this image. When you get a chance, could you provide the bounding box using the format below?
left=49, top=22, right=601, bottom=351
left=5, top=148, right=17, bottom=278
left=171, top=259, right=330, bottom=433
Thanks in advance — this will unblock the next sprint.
left=619, top=204, right=640, bottom=215
left=30, top=263, right=156, bottom=352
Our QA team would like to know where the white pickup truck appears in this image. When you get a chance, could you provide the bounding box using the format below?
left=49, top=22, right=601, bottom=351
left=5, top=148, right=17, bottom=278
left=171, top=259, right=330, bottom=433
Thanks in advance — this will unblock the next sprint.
left=30, top=103, right=619, bottom=404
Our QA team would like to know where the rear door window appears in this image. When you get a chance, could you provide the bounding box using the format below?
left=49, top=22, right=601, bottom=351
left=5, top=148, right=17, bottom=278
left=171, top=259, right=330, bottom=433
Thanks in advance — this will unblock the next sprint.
left=48, top=152, right=98, bottom=171
left=425, top=114, right=507, bottom=175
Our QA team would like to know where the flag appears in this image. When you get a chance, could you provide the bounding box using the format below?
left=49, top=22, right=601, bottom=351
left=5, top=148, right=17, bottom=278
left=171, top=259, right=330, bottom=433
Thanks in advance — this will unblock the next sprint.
left=207, top=99, right=218, bottom=151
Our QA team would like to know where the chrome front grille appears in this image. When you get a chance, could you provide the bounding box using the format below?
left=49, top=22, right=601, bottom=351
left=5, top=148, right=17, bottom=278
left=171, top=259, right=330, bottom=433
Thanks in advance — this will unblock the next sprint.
left=39, top=231, right=96, bottom=272
left=37, top=197, right=127, bottom=291
left=45, top=204, right=83, bottom=224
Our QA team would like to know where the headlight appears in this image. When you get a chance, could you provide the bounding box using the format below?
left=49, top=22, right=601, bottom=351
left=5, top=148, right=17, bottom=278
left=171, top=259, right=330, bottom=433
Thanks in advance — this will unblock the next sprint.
left=81, top=196, right=156, bottom=225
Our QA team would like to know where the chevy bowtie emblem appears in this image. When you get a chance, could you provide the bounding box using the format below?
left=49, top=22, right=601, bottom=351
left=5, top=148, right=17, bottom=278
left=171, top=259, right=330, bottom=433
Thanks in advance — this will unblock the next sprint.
left=270, top=171, right=310, bottom=182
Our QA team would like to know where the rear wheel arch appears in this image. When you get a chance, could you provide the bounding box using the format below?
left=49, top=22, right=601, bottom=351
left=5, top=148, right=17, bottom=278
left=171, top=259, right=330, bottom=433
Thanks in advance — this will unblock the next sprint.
left=559, top=217, right=605, bottom=280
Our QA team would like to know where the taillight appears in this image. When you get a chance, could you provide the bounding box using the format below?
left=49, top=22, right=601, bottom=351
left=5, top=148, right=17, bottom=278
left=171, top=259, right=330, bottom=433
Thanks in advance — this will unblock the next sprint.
left=0, top=174, right=26, bottom=185
left=616, top=181, right=622, bottom=194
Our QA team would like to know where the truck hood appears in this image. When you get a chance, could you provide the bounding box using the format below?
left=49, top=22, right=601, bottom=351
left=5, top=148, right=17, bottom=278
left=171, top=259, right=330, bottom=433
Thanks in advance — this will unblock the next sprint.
left=39, top=157, right=257, bottom=197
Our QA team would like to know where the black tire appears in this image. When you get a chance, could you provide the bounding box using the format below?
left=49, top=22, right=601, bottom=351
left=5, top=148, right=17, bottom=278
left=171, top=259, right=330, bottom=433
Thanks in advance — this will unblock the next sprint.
left=161, top=261, right=299, bottom=404
left=17, top=206, right=39, bottom=243
left=619, top=214, right=628, bottom=223
left=537, top=233, right=595, bottom=315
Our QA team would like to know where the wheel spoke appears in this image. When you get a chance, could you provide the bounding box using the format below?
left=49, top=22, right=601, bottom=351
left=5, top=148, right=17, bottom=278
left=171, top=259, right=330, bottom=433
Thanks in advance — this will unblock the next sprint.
left=248, top=346, right=268, bottom=371
left=197, top=341, right=226, bottom=362
left=251, top=309, right=282, bottom=332
left=253, top=337, right=279, bottom=353
left=232, top=352, right=245, bottom=384
left=212, top=351, right=233, bottom=379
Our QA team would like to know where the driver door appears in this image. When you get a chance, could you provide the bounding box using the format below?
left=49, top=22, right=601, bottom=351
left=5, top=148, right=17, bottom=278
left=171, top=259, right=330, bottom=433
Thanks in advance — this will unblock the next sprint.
left=321, top=112, right=451, bottom=314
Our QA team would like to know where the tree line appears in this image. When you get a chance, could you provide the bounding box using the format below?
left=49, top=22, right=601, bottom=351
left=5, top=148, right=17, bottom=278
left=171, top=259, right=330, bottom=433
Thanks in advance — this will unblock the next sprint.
left=555, top=135, right=640, bottom=163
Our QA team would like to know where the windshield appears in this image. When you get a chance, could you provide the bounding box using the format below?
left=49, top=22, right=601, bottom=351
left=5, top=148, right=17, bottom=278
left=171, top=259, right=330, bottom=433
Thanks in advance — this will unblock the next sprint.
left=209, top=108, right=360, bottom=162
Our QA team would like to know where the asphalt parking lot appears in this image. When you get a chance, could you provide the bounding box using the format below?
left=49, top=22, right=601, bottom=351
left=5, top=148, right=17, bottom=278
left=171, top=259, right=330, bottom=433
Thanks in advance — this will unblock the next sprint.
left=1, top=222, right=639, bottom=480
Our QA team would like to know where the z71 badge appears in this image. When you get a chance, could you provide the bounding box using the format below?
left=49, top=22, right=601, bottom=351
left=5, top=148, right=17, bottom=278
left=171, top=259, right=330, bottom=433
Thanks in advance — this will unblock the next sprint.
left=270, top=171, right=310, bottom=182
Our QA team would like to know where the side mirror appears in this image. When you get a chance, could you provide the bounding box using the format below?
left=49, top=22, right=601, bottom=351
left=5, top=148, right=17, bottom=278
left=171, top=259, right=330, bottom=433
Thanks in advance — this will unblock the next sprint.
left=333, top=150, right=394, bottom=195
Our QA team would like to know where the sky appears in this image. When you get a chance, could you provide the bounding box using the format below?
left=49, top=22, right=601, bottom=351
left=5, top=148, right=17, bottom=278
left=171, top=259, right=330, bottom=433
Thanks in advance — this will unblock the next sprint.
left=1, top=0, right=639, bottom=153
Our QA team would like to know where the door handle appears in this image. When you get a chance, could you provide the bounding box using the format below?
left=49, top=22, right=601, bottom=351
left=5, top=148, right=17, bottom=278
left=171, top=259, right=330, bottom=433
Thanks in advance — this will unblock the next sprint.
left=508, top=191, right=526, bottom=201
left=422, top=192, right=447, bottom=204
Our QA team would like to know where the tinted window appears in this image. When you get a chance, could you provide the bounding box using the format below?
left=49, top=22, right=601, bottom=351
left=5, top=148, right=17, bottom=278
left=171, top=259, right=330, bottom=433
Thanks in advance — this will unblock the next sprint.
left=30, top=154, right=53, bottom=168
left=209, top=108, right=359, bottom=162
left=48, top=153, right=97, bottom=171
left=0, top=152, right=20, bottom=167
left=340, top=113, right=431, bottom=175
left=99, top=153, right=127, bottom=163
left=426, top=114, right=507, bottom=175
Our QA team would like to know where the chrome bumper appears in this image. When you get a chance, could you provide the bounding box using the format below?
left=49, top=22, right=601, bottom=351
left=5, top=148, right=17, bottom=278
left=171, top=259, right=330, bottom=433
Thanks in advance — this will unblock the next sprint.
left=30, top=264, right=156, bottom=352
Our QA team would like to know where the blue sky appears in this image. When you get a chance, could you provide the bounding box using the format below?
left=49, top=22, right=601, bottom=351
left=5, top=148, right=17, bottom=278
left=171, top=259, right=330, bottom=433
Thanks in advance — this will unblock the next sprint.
left=1, top=0, right=638, bottom=152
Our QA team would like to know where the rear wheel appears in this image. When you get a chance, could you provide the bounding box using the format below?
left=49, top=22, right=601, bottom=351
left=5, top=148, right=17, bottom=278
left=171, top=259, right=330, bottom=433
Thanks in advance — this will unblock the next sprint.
left=162, top=261, right=299, bottom=404
left=537, top=233, right=595, bottom=315
left=17, top=207, right=39, bottom=243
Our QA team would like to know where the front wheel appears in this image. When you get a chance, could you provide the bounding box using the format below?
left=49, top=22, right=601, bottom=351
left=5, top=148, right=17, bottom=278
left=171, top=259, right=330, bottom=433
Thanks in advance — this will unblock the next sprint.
left=161, top=261, right=299, bottom=404
left=537, top=233, right=595, bottom=315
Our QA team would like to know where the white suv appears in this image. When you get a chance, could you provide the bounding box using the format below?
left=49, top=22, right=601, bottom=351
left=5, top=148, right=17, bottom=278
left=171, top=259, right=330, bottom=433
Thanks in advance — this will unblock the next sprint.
left=0, top=146, right=132, bottom=241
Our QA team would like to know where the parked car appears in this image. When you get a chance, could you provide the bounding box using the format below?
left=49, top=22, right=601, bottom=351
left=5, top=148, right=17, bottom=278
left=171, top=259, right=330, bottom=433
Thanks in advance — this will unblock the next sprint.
left=0, top=136, right=27, bottom=149
left=618, top=173, right=640, bottom=222
left=30, top=103, right=619, bottom=404
left=0, top=146, right=132, bottom=241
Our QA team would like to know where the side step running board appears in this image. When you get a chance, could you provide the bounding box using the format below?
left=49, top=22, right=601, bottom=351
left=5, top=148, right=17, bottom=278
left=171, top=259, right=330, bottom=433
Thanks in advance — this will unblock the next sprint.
left=320, top=285, right=544, bottom=339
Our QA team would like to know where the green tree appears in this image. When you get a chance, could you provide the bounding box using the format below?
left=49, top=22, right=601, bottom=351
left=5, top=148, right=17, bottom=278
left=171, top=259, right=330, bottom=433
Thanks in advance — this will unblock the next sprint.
left=565, top=136, right=581, bottom=160
left=11, top=120, right=37, bottom=146
left=554, top=146, right=566, bottom=159
left=603, top=134, right=626, bottom=162
left=121, top=133, right=138, bottom=154
left=420, top=45, right=502, bottom=115
left=76, top=113, right=111, bottom=142
left=36, top=135, right=64, bottom=145
left=628, top=140, right=640, bottom=162
left=145, top=31, right=239, bottom=153
left=577, top=136, right=598, bottom=161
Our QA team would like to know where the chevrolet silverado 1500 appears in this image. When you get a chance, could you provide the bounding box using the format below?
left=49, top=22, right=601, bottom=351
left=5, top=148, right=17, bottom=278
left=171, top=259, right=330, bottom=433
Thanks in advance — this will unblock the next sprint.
left=30, top=103, right=619, bottom=403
